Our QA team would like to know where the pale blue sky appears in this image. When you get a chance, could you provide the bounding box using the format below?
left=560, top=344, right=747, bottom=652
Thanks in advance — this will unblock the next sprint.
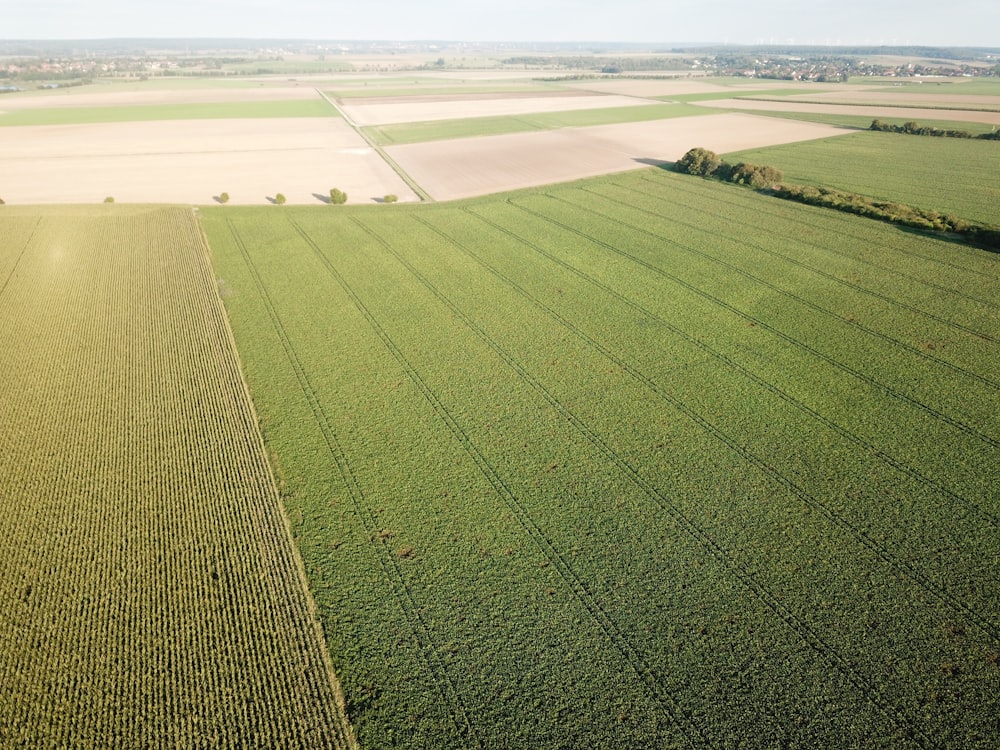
left=2, top=0, right=998, bottom=46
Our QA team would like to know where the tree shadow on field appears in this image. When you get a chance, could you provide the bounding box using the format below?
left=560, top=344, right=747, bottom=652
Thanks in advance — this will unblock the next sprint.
left=212, top=195, right=225, bottom=204
left=265, top=196, right=279, bottom=204
left=894, top=223, right=1000, bottom=255
left=312, top=193, right=331, bottom=204
left=634, top=157, right=674, bottom=171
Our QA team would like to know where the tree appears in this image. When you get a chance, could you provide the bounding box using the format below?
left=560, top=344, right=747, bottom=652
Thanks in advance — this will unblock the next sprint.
left=103, top=196, right=114, bottom=203
left=383, top=194, right=398, bottom=203
left=275, top=193, right=286, bottom=205
left=329, top=188, right=347, bottom=205
left=219, top=192, right=230, bottom=204
left=674, top=147, right=721, bottom=177
left=731, top=162, right=783, bottom=188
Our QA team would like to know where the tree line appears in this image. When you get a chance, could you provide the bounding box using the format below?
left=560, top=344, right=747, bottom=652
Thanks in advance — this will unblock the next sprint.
left=870, top=119, right=1000, bottom=140
left=674, top=147, right=1000, bottom=251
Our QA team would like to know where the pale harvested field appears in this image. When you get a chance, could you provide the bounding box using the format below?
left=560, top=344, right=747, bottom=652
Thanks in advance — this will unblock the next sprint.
left=0, top=118, right=417, bottom=205
left=0, top=85, right=321, bottom=111
left=339, top=93, right=657, bottom=126
left=386, top=112, right=847, bottom=201
left=564, top=79, right=845, bottom=98
left=772, top=90, right=1000, bottom=110
left=699, top=98, right=1000, bottom=126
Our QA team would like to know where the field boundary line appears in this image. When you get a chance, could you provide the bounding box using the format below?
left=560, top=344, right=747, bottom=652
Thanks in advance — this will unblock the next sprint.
left=417, top=205, right=998, bottom=531
left=573, top=185, right=1000, bottom=387
left=463, top=205, right=1000, bottom=645
left=296, top=214, right=716, bottom=750
left=225, top=218, right=478, bottom=747
left=512, top=194, right=1000, bottom=519
left=605, top=179, right=1000, bottom=338
left=633, top=173, right=1000, bottom=310
left=316, top=89, right=433, bottom=202
left=636, top=171, right=1000, bottom=282
left=396, top=212, right=938, bottom=745
left=0, top=216, right=41, bottom=304
left=531, top=192, right=1000, bottom=451
left=735, top=96, right=1000, bottom=114
left=196, top=213, right=358, bottom=750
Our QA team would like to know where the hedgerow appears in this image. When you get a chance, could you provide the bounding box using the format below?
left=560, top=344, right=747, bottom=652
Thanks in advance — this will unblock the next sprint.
left=675, top=147, right=1000, bottom=250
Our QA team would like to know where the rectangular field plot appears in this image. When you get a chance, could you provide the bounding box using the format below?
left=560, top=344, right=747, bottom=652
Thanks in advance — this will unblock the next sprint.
left=729, top=130, right=1000, bottom=226
left=385, top=113, right=847, bottom=200
left=202, top=169, right=1000, bottom=749
left=338, top=92, right=655, bottom=126
left=0, top=206, right=352, bottom=748
left=0, top=118, right=417, bottom=205
left=697, top=97, right=1000, bottom=127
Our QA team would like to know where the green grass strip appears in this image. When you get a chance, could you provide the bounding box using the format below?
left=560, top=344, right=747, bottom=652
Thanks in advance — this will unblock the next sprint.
left=328, top=84, right=561, bottom=99
left=364, top=103, right=704, bottom=146
left=659, top=88, right=818, bottom=103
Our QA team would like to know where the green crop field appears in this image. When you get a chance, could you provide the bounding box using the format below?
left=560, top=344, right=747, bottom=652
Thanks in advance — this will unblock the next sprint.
left=0, top=206, right=353, bottom=748
left=364, top=102, right=703, bottom=145
left=727, top=130, right=1000, bottom=225
left=329, top=84, right=563, bottom=99
left=201, top=167, right=1000, bottom=749
left=0, top=98, right=337, bottom=126
left=658, top=88, right=818, bottom=103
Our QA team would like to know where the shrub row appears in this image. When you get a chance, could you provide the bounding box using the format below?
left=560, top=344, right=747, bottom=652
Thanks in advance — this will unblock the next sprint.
left=870, top=119, right=1000, bottom=140
left=674, top=147, right=1000, bottom=251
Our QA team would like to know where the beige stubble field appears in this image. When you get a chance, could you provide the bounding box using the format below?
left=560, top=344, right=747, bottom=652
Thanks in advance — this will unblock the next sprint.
left=0, top=118, right=418, bottom=204
left=699, top=98, right=1000, bottom=126
left=385, top=113, right=849, bottom=201
left=338, top=92, right=657, bottom=126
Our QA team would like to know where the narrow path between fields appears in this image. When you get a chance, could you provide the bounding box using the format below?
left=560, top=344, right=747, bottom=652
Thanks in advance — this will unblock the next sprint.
left=317, top=88, right=432, bottom=202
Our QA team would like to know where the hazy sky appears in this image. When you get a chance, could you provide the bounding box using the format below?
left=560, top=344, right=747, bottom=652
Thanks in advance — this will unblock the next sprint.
left=2, top=0, right=998, bottom=47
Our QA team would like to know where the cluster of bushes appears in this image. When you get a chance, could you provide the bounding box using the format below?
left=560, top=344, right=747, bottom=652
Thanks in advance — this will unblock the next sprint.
left=673, top=147, right=784, bottom=188
left=673, top=146, right=1000, bottom=251
left=870, top=119, right=1000, bottom=140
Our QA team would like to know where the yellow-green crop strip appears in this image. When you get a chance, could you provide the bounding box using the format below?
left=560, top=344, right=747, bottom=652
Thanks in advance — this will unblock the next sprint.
left=0, top=99, right=337, bottom=126
left=202, top=168, right=1000, bottom=749
left=0, top=206, right=353, bottom=748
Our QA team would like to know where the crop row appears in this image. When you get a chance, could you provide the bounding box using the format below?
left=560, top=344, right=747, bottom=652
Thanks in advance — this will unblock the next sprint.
left=508, top=183, right=1000, bottom=460
left=726, top=131, right=1000, bottom=226
left=635, top=167, right=999, bottom=283
left=203, top=170, right=999, bottom=748
left=0, top=208, right=352, bottom=748
left=565, top=179, right=1000, bottom=381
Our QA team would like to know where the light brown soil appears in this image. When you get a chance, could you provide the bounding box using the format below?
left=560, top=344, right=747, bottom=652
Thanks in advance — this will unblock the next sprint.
left=699, top=98, right=1000, bottom=126
left=772, top=90, right=1000, bottom=110
left=563, top=79, right=841, bottom=98
left=0, top=118, right=418, bottom=205
left=386, top=113, right=847, bottom=201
